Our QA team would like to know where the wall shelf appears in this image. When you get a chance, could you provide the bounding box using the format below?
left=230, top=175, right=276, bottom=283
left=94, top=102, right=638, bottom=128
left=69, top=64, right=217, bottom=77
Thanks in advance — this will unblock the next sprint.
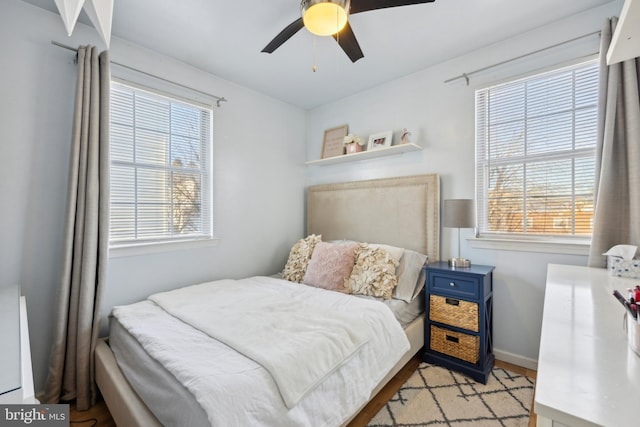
left=305, top=143, right=422, bottom=166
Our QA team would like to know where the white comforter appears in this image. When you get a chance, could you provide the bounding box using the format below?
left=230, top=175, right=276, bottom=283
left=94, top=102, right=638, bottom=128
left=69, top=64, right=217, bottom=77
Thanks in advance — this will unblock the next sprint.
left=111, top=276, right=410, bottom=427
left=148, top=277, right=370, bottom=408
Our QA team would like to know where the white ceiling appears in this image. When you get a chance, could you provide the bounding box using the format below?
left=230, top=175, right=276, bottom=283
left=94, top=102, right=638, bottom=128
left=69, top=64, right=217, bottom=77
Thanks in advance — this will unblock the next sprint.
left=22, top=0, right=616, bottom=109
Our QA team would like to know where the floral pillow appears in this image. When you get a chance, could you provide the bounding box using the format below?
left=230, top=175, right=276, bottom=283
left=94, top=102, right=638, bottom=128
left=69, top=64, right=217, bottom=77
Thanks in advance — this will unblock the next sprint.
left=282, top=234, right=322, bottom=283
left=347, top=243, right=400, bottom=299
left=302, top=242, right=359, bottom=293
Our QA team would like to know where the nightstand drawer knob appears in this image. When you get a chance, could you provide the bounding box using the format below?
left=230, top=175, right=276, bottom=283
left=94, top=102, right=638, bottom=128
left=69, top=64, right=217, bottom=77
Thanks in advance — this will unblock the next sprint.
left=449, top=282, right=455, bottom=287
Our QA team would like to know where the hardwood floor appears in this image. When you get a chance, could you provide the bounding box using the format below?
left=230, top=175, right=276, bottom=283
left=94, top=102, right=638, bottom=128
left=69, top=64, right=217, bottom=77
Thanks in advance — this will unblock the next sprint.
left=69, top=399, right=115, bottom=427
left=347, top=355, right=422, bottom=427
left=495, top=359, right=538, bottom=427
left=73, top=357, right=537, bottom=427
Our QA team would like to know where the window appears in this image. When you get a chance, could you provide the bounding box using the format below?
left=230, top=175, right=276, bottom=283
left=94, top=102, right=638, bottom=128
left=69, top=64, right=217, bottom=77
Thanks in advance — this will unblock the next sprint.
left=110, top=80, right=213, bottom=246
left=475, top=60, right=598, bottom=239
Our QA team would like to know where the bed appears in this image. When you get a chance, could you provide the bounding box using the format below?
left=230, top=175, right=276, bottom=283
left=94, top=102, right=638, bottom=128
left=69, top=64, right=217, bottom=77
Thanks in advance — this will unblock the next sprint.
left=95, top=173, right=440, bottom=426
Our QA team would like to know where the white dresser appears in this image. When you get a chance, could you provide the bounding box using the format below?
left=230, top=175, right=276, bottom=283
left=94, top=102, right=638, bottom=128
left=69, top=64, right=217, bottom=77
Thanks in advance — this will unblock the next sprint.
left=0, top=285, right=36, bottom=404
left=536, top=264, right=640, bottom=426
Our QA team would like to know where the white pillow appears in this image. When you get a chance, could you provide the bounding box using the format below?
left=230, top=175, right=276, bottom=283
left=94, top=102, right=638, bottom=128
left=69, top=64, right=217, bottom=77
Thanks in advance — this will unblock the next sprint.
left=393, top=249, right=428, bottom=302
left=368, top=243, right=404, bottom=264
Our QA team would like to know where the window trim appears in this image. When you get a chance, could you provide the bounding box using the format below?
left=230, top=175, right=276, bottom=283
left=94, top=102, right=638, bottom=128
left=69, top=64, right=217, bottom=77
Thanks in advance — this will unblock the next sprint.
left=109, top=236, right=220, bottom=258
left=108, top=76, right=216, bottom=250
left=468, top=235, right=590, bottom=256
left=474, top=58, right=599, bottom=245
left=112, top=77, right=215, bottom=111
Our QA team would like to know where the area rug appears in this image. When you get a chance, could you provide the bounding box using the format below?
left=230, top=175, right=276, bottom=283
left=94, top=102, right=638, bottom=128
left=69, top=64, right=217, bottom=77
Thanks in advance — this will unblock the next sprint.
left=368, top=363, right=535, bottom=427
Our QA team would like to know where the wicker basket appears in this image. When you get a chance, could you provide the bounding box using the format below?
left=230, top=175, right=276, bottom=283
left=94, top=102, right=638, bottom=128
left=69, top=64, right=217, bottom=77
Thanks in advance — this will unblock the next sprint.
left=430, top=325, right=479, bottom=364
left=429, top=295, right=479, bottom=332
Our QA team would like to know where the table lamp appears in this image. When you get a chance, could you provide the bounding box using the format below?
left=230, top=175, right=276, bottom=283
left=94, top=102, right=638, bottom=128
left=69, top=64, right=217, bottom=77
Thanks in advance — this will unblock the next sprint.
left=443, top=199, right=475, bottom=268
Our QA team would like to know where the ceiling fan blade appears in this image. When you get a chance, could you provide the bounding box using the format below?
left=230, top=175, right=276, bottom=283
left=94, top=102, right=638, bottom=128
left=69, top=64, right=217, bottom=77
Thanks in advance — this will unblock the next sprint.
left=350, top=0, right=435, bottom=15
left=332, top=21, right=364, bottom=63
left=262, top=18, right=305, bottom=53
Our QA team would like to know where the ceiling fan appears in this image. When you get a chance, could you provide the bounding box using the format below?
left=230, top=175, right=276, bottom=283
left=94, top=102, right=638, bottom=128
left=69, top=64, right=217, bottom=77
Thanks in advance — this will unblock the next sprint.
left=262, top=0, right=436, bottom=63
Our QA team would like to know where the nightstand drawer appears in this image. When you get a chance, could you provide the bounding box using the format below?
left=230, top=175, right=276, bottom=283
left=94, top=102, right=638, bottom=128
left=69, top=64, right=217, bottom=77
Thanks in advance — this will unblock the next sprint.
left=430, top=325, right=479, bottom=364
left=430, top=273, right=478, bottom=299
left=429, top=295, right=479, bottom=332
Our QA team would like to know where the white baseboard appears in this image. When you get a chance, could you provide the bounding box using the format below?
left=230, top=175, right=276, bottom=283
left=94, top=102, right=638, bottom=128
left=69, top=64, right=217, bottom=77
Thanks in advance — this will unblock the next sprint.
left=494, top=348, right=538, bottom=371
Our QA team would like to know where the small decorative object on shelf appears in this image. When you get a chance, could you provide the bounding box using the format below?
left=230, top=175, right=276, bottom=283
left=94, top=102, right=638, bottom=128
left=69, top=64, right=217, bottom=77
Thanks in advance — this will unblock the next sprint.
left=400, top=128, right=412, bottom=144
left=343, top=134, right=365, bottom=154
left=321, top=124, right=349, bottom=159
left=367, top=130, right=393, bottom=150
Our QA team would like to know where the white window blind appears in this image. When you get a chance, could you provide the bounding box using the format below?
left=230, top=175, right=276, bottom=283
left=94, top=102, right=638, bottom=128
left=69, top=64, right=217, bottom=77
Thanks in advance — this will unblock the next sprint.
left=475, top=60, right=598, bottom=238
left=110, top=80, right=213, bottom=245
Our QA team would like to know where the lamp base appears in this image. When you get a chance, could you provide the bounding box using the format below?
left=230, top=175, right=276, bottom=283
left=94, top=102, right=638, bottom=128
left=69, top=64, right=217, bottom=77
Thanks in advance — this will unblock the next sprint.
left=448, top=257, right=471, bottom=268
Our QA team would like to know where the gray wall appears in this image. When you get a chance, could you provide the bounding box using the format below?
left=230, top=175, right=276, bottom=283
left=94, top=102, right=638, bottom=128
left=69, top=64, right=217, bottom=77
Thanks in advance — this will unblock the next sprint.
left=306, top=1, right=623, bottom=368
left=1, top=0, right=307, bottom=393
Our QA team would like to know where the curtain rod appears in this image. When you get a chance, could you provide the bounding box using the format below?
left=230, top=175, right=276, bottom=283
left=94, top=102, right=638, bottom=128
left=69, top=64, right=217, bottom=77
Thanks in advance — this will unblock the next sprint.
left=51, top=41, right=228, bottom=107
left=444, top=30, right=601, bottom=85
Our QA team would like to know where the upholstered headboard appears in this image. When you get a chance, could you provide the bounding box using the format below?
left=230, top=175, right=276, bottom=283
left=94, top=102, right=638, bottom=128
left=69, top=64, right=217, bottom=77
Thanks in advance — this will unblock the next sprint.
left=307, top=174, right=440, bottom=262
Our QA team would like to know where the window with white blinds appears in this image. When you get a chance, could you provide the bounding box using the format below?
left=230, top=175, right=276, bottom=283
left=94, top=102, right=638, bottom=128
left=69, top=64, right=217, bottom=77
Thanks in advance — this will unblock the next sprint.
left=475, top=60, right=598, bottom=238
left=110, top=80, right=213, bottom=246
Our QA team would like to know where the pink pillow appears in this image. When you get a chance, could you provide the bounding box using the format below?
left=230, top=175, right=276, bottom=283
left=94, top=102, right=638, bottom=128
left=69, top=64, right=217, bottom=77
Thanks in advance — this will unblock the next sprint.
left=302, top=242, right=359, bottom=293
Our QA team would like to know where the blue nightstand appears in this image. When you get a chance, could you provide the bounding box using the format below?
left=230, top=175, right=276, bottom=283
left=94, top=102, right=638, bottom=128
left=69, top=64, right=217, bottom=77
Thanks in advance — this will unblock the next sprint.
left=423, top=261, right=495, bottom=383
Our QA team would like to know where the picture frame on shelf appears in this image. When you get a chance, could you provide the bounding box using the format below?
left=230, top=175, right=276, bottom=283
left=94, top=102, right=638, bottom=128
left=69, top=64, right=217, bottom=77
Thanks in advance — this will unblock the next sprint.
left=321, top=124, right=348, bottom=159
left=367, top=131, right=393, bottom=150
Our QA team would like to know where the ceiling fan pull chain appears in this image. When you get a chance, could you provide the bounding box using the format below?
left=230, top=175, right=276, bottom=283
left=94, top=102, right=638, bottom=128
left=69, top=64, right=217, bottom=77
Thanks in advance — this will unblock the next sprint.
left=313, top=37, right=317, bottom=72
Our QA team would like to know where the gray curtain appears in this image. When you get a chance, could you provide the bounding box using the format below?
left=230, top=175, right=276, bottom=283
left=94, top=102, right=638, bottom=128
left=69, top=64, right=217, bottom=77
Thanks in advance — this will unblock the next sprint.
left=43, top=46, right=110, bottom=410
left=588, top=18, right=640, bottom=267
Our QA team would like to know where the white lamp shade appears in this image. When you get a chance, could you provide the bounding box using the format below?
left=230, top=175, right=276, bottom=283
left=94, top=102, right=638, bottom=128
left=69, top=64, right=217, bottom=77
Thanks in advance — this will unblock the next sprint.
left=442, top=199, right=475, bottom=229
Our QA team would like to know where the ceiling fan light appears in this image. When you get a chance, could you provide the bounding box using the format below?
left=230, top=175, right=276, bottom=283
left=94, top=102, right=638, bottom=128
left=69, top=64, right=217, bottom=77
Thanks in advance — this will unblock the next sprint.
left=301, top=0, right=350, bottom=36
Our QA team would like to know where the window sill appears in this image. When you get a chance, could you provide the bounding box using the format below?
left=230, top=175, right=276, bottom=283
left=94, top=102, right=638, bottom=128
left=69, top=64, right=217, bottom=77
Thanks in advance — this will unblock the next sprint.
left=468, top=236, right=590, bottom=256
left=109, top=237, right=220, bottom=258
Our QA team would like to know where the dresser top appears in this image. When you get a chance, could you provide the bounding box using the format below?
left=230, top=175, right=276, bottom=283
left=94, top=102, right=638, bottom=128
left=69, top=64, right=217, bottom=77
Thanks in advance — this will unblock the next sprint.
left=536, top=264, right=640, bottom=427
